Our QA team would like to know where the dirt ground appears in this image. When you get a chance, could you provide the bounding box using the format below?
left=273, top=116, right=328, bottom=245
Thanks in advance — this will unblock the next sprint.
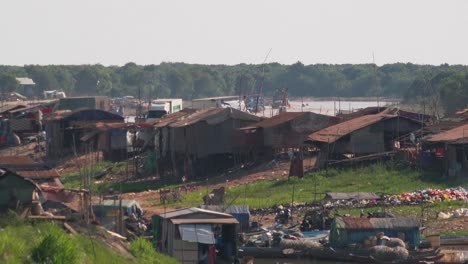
left=121, top=158, right=307, bottom=216
left=2, top=143, right=466, bottom=236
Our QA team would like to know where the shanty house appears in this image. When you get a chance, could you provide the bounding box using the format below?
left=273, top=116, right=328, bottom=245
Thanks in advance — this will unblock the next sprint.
left=306, top=113, right=422, bottom=167
left=155, top=108, right=260, bottom=178
left=170, top=108, right=260, bottom=157
left=154, top=207, right=239, bottom=264
left=200, top=205, right=250, bottom=232
left=240, top=112, right=339, bottom=154
left=0, top=155, right=62, bottom=186
left=15, top=77, right=37, bottom=98
left=0, top=169, right=41, bottom=212
left=44, top=109, right=124, bottom=159
left=329, top=217, right=420, bottom=249
left=423, top=123, right=468, bottom=177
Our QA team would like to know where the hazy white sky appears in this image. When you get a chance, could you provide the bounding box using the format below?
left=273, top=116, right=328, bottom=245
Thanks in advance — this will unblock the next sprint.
left=1, top=0, right=467, bottom=66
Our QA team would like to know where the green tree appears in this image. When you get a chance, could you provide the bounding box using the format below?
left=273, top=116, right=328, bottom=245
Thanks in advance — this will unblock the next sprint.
left=0, top=73, right=19, bottom=94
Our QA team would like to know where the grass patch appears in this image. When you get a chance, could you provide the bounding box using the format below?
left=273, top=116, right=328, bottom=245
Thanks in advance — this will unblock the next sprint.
left=62, top=161, right=180, bottom=194
left=129, top=238, right=179, bottom=264
left=170, top=163, right=468, bottom=208
left=0, top=212, right=178, bottom=264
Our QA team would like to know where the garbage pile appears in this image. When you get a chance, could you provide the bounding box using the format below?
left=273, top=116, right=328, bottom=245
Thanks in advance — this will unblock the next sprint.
left=387, top=187, right=468, bottom=205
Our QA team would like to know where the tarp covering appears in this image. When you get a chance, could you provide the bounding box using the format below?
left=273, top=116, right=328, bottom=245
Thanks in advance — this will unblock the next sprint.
left=178, top=224, right=215, bottom=244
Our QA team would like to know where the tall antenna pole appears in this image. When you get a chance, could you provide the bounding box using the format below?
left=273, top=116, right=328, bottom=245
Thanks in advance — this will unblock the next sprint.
left=255, top=48, right=272, bottom=113
left=372, top=52, right=380, bottom=110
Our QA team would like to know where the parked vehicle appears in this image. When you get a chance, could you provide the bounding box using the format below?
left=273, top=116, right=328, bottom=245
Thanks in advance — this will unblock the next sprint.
left=146, top=98, right=182, bottom=123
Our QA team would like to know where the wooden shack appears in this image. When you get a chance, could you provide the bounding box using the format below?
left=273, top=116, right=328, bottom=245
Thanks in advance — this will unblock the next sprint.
left=154, top=207, right=239, bottom=264
left=0, top=169, right=40, bottom=212
left=240, top=112, right=339, bottom=155
left=306, top=113, right=422, bottom=167
left=154, top=108, right=260, bottom=178
left=44, top=109, right=124, bottom=159
left=423, top=123, right=468, bottom=177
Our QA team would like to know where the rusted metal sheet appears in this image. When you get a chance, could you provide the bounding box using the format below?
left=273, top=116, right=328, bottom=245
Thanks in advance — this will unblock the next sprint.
left=0, top=155, right=37, bottom=166
left=426, top=123, right=468, bottom=144
left=342, top=218, right=374, bottom=229
left=169, top=108, right=260, bottom=128
left=16, top=169, right=60, bottom=178
left=153, top=109, right=195, bottom=128
left=309, top=114, right=389, bottom=143
left=308, top=114, right=422, bottom=144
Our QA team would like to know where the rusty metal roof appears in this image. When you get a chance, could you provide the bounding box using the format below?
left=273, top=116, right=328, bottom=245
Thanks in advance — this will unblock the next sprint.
left=0, top=104, right=27, bottom=115
left=169, top=108, right=260, bottom=128
left=308, top=113, right=389, bottom=143
left=16, top=169, right=61, bottom=179
left=0, top=156, right=38, bottom=166
left=241, top=112, right=307, bottom=129
left=338, top=106, right=388, bottom=120
left=160, top=207, right=235, bottom=219
left=0, top=156, right=50, bottom=170
left=153, top=109, right=196, bottom=128
left=44, top=109, right=123, bottom=122
left=242, top=112, right=340, bottom=130
left=73, top=121, right=135, bottom=131
left=425, top=123, right=468, bottom=144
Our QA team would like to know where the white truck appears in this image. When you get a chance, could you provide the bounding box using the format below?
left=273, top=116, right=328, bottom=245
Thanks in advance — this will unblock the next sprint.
left=146, top=98, right=183, bottom=123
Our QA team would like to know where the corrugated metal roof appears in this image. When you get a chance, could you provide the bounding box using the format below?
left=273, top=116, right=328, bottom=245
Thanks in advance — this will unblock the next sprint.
left=338, top=217, right=419, bottom=230
left=0, top=156, right=38, bottom=166
left=160, top=207, right=235, bottom=219
left=200, top=205, right=250, bottom=215
left=325, top=192, right=380, bottom=200
left=338, top=106, right=388, bottom=120
left=0, top=168, right=41, bottom=190
left=308, top=113, right=389, bottom=143
left=9, top=105, right=43, bottom=114
left=74, top=122, right=135, bottom=131
left=425, top=123, right=468, bottom=144
left=15, top=77, right=35, bottom=85
left=171, top=218, right=239, bottom=224
left=0, top=156, right=50, bottom=170
left=0, top=104, right=27, bottom=115
left=44, top=109, right=123, bottom=122
left=169, top=108, right=260, bottom=128
left=153, top=109, right=196, bottom=128
left=16, top=169, right=60, bottom=179
left=241, top=112, right=307, bottom=129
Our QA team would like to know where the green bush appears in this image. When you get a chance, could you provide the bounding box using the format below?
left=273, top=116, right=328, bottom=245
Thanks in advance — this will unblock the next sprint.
left=32, top=229, right=80, bottom=264
left=129, top=238, right=179, bottom=264
left=129, top=237, right=156, bottom=260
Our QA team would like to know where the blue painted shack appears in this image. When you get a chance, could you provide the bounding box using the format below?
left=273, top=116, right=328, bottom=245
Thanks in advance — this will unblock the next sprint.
left=200, top=205, right=250, bottom=232
left=329, top=217, right=420, bottom=249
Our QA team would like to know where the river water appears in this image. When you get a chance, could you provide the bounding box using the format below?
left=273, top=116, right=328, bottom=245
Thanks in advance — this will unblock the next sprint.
left=125, top=99, right=396, bottom=122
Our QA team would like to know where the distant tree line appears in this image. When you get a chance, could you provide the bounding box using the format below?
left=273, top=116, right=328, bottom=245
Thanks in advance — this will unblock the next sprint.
left=0, top=62, right=467, bottom=113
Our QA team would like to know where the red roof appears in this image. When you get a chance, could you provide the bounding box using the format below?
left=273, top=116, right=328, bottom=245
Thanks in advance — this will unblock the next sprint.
left=16, top=169, right=61, bottom=179
left=425, top=123, right=468, bottom=144
left=308, top=113, right=388, bottom=143
left=0, top=156, right=37, bottom=166
left=241, top=112, right=308, bottom=129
